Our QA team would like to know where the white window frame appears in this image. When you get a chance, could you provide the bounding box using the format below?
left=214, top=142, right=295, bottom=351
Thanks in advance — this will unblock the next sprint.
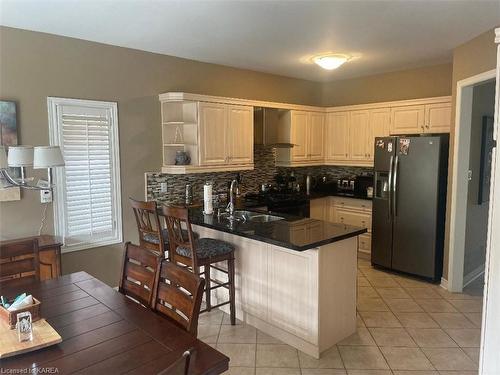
left=47, top=97, right=122, bottom=253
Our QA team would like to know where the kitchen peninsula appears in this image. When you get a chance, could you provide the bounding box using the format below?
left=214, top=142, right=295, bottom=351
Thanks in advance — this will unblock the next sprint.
left=187, top=208, right=366, bottom=358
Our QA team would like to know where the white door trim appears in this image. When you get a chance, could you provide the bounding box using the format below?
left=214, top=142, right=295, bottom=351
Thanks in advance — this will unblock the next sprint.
left=447, top=69, right=496, bottom=293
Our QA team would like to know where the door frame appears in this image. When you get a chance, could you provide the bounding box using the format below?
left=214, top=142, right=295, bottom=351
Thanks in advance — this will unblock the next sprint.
left=447, top=68, right=496, bottom=293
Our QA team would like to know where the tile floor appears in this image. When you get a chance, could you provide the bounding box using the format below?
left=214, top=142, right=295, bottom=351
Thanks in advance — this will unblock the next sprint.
left=200, top=257, right=484, bottom=375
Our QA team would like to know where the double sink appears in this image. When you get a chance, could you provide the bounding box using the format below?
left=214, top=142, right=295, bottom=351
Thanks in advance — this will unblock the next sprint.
left=221, top=210, right=284, bottom=223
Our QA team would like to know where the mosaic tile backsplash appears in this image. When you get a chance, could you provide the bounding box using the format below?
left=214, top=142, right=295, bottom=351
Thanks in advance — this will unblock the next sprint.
left=146, top=145, right=373, bottom=204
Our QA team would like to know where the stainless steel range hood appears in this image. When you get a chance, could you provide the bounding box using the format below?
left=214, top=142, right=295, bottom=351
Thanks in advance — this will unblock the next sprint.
left=254, top=107, right=295, bottom=148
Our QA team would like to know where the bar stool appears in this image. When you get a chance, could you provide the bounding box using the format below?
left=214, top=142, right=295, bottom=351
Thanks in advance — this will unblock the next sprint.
left=162, top=205, right=236, bottom=325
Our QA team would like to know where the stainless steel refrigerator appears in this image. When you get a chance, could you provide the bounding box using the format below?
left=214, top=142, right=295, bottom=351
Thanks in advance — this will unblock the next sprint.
left=372, top=135, right=449, bottom=281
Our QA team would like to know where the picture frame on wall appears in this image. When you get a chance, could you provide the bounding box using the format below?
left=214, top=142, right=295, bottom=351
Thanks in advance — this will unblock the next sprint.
left=478, top=115, right=495, bottom=204
left=0, top=100, right=21, bottom=202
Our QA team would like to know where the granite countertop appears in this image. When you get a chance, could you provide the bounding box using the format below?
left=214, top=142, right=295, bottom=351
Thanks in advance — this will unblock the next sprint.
left=308, top=189, right=373, bottom=201
left=188, top=208, right=366, bottom=251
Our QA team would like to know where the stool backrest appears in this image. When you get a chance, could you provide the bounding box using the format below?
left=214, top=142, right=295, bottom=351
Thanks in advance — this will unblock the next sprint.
left=119, top=242, right=161, bottom=307
left=153, top=260, right=205, bottom=337
left=162, top=206, right=198, bottom=268
left=0, top=238, right=40, bottom=287
left=129, top=197, right=166, bottom=255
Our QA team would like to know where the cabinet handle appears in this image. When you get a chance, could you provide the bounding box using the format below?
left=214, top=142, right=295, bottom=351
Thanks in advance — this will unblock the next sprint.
left=345, top=153, right=348, bottom=157
left=426, top=124, right=430, bottom=129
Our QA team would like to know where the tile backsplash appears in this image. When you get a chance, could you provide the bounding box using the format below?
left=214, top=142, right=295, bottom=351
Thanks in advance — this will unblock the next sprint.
left=146, top=145, right=373, bottom=204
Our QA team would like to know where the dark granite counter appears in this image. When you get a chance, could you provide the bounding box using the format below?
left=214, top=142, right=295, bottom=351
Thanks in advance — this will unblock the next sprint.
left=188, top=208, right=366, bottom=251
left=308, top=190, right=372, bottom=201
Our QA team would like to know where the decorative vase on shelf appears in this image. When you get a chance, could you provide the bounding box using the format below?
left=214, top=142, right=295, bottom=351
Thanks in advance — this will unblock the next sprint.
left=175, top=151, right=190, bottom=165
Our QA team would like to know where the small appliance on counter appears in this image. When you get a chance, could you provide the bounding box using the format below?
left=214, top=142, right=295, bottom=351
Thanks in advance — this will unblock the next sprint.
left=335, top=174, right=374, bottom=199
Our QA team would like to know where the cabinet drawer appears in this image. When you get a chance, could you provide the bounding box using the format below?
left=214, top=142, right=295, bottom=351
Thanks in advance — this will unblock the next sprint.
left=335, top=209, right=372, bottom=231
left=331, top=197, right=372, bottom=212
left=358, top=234, right=372, bottom=251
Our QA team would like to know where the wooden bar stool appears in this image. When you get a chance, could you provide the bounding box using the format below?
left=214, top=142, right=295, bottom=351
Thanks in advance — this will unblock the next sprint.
left=162, top=206, right=236, bottom=325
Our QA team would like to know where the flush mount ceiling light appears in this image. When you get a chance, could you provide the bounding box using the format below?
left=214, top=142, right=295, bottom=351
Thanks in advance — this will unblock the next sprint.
left=313, top=54, right=350, bottom=70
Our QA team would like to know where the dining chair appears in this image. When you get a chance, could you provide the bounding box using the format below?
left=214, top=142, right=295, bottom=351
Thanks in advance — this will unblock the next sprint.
left=157, top=348, right=196, bottom=375
left=0, top=238, right=40, bottom=288
left=118, top=242, right=161, bottom=307
left=130, top=197, right=168, bottom=257
left=153, top=260, right=205, bottom=336
left=162, top=206, right=236, bottom=325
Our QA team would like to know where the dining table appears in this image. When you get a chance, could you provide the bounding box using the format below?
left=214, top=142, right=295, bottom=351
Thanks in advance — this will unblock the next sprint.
left=0, top=271, right=229, bottom=374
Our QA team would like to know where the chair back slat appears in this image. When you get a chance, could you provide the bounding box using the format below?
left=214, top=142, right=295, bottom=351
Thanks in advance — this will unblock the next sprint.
left=162, top=206, right=197, bottom=268
left=157, top=348, right=195, bottom=375
left=0, top=239, right=39, bottom=284
left=153, top=261, right=205, bottom=336
left=130, top=198, right=166, bottom=255
left=119, top=242, right=161, bottom=307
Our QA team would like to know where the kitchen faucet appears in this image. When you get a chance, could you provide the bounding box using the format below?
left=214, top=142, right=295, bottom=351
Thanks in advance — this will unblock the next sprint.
left=227, top=179, right=238, bottom=219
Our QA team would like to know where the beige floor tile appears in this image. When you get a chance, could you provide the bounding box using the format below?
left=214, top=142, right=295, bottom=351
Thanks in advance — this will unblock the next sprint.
left=393, top=372, right=439, bottom=375
left=376, top=287, right=411, bottom=299
left=218, top=324, right=257, bottom=344
left=338, top=346, right=389, bottom=370
left=438, top=372, right=478, bottom=375
left=357, top=313, right=366, bottom=328
left=358, top=277, right=371, bottom=287
left=299, top=346, right=344, bottom=369
left=369, top=327, right=416, bottom=347
left=357, top=297, right=390, bottom=312
left=448, top=300, right=483, bottom=313
left=462, top=347, right=480, bottom=364
left=257, top=330, right=283, bottom=344
left=216, top=343, right=256, bottom=367
left=435, top=288, right=483, bottom=300
left=347, top=371, right=392, bottom=375
left=199, top=309, right=224, bottom=325
left=429, top=313, right=476, bottom=329
left=255, top=368, right=300, bottom=375
left=222, top=312, right=244, bottom=325
left=360, top=311, right=402, bottom=328
left=463, top=313, right=482, bottom=328
left=395, top=312, right=439, bottom=328
left=415, top=299, right=458, bottom=313
left=445, top=329, right=481, bottom=347
left=406, top=328, right=457, bottom=348
left=338, top=327, right=376, bottom=346
left=301, top=369, right=347, bottom=375
left=367, top=277, right=400, bottom=288
left=394, top=276, right=436, bottom=288
left=198, top=324, right=221, bottom=343
left=405, top=288, right=442, bottom=299
left=380, top=347, right=434, bottom=370
left=223, top=367, right=255, bottom=375
left=256, top=344, right=299, bottom=368
left=422, top=348, right=477, bottom=371
left=358, top=286, right=380, bottom=298
left=385, top=298, right=424, bottom=313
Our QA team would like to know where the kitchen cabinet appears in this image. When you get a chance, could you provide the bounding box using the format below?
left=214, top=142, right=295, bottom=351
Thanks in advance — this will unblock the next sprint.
left=425, top=102, right=452, bottom=133
left=368, top=108, right=391, bottom=162
left=290, top=111, right=309, bottom=162
left=349, top=110, right=371, bottom=162
left=310, top=197, right=329, bottom=221
left=390, top=101, right=451, bottom=135
left=309, top=112, right=325, bottom=160
left=199, top=102, right=228, bottom=165
left=226, top=105, right=254, bottom=164
left=325, top=112, right=349, bottom=162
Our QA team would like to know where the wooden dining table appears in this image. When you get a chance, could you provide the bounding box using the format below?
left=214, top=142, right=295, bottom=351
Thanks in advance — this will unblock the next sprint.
left=0, top=271, right=229, bottom=374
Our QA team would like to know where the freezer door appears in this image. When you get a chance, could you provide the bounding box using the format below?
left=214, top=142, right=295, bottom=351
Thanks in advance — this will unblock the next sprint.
left=391, top=136, right=443, bottom=279
left=371, top=137, right=396, bottom=268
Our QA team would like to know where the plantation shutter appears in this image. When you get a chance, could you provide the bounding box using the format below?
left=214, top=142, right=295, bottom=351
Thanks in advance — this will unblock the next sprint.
left=49, top=98, right=122, bottom=251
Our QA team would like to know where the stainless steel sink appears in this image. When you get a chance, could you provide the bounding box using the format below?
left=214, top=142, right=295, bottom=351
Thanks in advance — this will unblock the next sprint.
left=247, top=214, right=284, bottom=223
left=220, top=210, right=284, bottom=223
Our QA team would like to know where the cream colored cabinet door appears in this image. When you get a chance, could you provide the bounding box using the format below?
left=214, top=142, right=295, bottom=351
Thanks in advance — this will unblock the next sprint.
left=308, top=112, right=325, bottom=161
left=290, top=111, right=309, bottom=162
left=199, top=102, right=227, bottom=165
left=349, top=110, right=370, bottom=161
left=325, top=112, right=350, bottom=161
left=390, top=105, right=425, bottom=134
left=425, top=103, right=451, bottom=133
left=368, top=108, right=391, bottom=162
left=310, top=198, right=328, bottom=220
left=334, top=208, right=372, bottom=232
left=227, top=105, right=254, bottom=165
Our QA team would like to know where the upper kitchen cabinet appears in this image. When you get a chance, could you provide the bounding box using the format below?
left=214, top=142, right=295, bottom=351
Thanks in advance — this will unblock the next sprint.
left=349, top=110, right=370, bottom=162
left=325, top=112, right=349, bottom=162
left=159, top=93, right=254, bottom=173
left=390, top=98, right=451, bottom=135
left=367, top=108, right=391, bottom=162
left=275, top=110, right=325, bottom=166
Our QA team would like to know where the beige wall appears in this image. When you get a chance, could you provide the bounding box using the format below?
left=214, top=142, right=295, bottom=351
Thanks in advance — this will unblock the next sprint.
left=0, top=26, right=322, bottom=286
left=442, top=27, right=498, bottom=280
left=321, top=63, right=453, bottom=106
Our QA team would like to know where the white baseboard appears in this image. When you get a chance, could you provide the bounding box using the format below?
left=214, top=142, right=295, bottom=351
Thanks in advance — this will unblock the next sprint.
left=440, top=277, right=449, bottom=290
left=463, top=264, right=485, bottom=288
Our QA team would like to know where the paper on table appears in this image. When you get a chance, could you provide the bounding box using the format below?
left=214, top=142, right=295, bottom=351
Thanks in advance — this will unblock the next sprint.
left=8, top=295, right=34, bottom=311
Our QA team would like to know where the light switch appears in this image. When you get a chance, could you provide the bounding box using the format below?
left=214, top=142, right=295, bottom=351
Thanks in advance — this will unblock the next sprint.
left=40, top=189, right=52, bottom=203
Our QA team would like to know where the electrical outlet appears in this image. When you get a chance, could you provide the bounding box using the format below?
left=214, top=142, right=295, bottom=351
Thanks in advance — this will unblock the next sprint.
left=40, top=189, right=52, bottom=203
left=160, top=182, right=168, bottom=193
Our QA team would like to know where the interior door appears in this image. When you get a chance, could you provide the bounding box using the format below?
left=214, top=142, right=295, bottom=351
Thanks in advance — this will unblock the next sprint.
left=308, top=112, right=325, bottom=161
left=349, top=110, right=370, bottom=161
left=227, top=105, right=253, bottom=165
left=290, top=111, right=309, bottom=162
left=199, top=102, right=227, bottom=165
left=391, top=136, right=442, bottom=279
left=325, top=112, right=349, bottom=161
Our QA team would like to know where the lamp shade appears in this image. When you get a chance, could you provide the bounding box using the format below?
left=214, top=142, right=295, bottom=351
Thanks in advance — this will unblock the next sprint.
left=0, top=146, right=8, bottom=169
left=33, top=146, right=65, bottom=169
left=7, top=146, right=34, bottom=167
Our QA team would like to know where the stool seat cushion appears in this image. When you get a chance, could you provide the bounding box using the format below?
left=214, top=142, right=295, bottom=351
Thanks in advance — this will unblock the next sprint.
left=175, top=238, right=234, bottom=259
left=143, top=229, right=199, bottom=245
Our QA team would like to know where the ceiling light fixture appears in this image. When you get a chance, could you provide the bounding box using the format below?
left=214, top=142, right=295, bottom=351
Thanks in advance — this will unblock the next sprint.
left=313, top=54, right=350, bottom=70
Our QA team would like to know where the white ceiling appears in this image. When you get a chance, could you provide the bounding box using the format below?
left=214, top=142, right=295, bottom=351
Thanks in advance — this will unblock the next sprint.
left=1, top=0, right=499, bottom=82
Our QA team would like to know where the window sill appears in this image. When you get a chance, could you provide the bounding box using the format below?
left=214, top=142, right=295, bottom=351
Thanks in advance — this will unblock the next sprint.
left=61, top=237, right=123, bottom=254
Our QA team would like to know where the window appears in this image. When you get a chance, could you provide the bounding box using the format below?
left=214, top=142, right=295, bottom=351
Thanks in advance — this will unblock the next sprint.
left=48, top=97, right=122, bottom=252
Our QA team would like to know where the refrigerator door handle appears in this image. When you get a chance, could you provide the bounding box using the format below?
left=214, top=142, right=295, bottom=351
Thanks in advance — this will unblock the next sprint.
left=393, top=155, right=399, bottom=216
left=387, top=155, right=394, bottom=219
